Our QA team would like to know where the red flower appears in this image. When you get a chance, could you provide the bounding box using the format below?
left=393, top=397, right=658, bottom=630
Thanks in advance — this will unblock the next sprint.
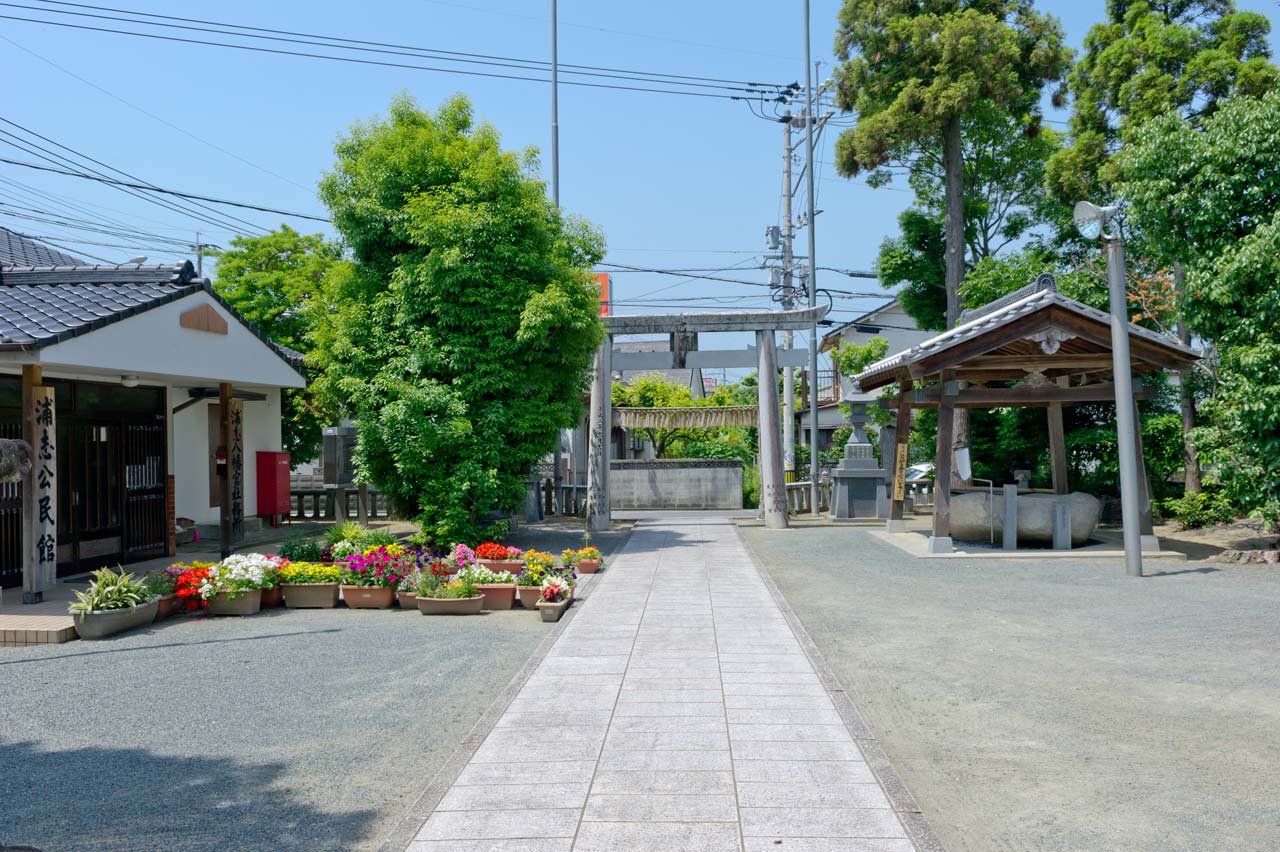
left=475, top=542, right=510, bottom=560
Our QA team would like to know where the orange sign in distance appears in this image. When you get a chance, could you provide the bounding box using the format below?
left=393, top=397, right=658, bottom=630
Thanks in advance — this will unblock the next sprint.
left=594, top=272, right=610, bottom=317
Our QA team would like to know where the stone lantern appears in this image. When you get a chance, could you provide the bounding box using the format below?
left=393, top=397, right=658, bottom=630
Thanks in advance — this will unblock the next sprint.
left=829, top=390, right=887, bottom=519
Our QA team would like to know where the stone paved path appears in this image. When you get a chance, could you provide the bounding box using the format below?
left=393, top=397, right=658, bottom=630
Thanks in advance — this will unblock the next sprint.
left=406, top=519, right=920, bottom=852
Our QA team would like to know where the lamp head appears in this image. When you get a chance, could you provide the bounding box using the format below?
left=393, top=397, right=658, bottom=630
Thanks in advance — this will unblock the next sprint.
left=1073, top=201, right=1120, bottom=241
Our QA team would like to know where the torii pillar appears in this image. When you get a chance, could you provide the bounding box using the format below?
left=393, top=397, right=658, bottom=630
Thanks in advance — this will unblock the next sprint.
left=756, top=330, right=787, bottom=528
left=586, top=335, right=612, bottom=532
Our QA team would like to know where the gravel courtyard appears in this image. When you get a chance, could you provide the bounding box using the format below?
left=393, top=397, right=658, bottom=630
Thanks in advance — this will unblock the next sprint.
left=741, top=524, right=1280, bottom=852
left=0, top=522, right=631, bottom=852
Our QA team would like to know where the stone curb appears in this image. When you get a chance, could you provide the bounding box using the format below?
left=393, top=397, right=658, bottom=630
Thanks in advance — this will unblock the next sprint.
left=736, top=525, right=949, bottom=852
left=375, top=550, right=615, bottom=852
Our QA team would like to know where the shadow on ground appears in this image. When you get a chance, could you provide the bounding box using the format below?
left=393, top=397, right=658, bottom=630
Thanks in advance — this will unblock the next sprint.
left=0, top=740, right=377, bottom=852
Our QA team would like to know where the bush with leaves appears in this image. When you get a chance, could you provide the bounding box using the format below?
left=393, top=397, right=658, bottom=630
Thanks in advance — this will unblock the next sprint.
left=313, top=94, right=604, bottom=545
left=1162, top=490, right=1238, bottom=530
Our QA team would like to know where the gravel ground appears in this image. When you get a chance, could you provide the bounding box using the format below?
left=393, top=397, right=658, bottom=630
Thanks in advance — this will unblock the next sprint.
left=740, top=524, right=1280, bottom=852
left=0, top=605, right=553, bottom=852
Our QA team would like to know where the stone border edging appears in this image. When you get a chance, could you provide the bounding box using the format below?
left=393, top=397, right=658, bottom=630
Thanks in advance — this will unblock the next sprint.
left=375, top=555, right=614, bottom=852
left=735, top=525, right=949, bottom=852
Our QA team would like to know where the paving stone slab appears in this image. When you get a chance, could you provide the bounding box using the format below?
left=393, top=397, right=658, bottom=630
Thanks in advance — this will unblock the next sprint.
left=416, top=808, right=581, bottom=840
left=572, top=821, right=742, bottom=852
left=583, top=793, right=739, bottom=823
left=740, top=806, right=908, bottom=839
left=590, top=769, right=736, bottom=795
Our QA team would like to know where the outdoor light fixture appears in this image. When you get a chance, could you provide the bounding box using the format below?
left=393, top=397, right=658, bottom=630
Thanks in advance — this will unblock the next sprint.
left=120, top=375, right=139, bottom=388
left=124, top=255, right=148, bottom=265
left=1075, top=199, right=1144, bottom=577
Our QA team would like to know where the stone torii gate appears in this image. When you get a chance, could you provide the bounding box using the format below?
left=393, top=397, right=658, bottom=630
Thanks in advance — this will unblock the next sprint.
left=586, top=306, right=829, bottom=531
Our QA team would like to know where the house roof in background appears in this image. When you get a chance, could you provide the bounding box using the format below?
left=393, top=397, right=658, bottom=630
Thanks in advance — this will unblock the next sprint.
left=0, top=227, right=85, bottom=268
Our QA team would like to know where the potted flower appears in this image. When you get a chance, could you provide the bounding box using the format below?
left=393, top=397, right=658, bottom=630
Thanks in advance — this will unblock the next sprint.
left=259, top=555, right=288, bottom=608
left=338, top=545, right=411, bottom=609
left=69, top=566, right=158, bottom=639
left=536, top=576, right=571, bottom=622
left=205, top=554, right=272, bottom=616
left=574, top=546, right=602, bottom=574
left=461, top=564, right=516, bottom=610
left=173, top=562, right=215, bottom=612
left=416, top=572, right=484, bottom=615
left=515, top=561, right=549, bottom=609
left=279, top=561, right=344, bottom=608
left=475, top=542, right=524, bottom=574
left=142, top=568, right=179, bottom=620
left=444, top=542, right=476, bottom=574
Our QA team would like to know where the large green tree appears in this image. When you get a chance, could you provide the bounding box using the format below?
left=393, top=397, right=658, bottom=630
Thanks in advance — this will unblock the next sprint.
left=212, top=225, right=345, bottom=462
left=833, top=0, right=1071, bottom=329
left=1046, top=0, right=1276, bottom=208
left=1121, top=90, right=1280, bottom=524
left=312, top=94, right=605, bottom=544
left=874, top=106, right=1062, bottom=330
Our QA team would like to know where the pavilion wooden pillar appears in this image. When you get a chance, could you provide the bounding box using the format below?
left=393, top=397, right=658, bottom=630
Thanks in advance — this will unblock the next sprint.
left=218, top=382, right=244, bottom=558
left=756, top=330, right=787, bottom=528
left=929, top=372, right=956, bottom=553
left=22, top=364, right=56, bottom=604
left=1130, top=396, right=1159, bottom=549
left=1048, top=377, right=1069, bottom=495
left=586, top=336, right=612, bottom=532
left=886, top=379, right=913, bottom=533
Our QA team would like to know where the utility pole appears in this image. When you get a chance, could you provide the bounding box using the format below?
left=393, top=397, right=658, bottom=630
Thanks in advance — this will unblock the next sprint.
left=803, top=5, right=820, bottom=515
left=781, top=113, right=796, bottom=478
left=550, top=0, right=564, bottom=514
left=195, top=230, right=203, bottom=277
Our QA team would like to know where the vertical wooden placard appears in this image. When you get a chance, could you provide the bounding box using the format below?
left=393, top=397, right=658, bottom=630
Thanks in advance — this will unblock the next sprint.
left=229, top=399, right=244, bottom=543
left=892, top=442, right=909, bottom=502
left=24, top=386, right=56, bottom=597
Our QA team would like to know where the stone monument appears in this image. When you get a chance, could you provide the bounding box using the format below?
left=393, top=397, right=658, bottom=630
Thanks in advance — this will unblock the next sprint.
left=829, top=397, right=887, bottom=519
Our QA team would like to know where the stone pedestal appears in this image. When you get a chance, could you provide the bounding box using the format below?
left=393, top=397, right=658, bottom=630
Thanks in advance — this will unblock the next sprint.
left=830, top=402, right=885, bottom=520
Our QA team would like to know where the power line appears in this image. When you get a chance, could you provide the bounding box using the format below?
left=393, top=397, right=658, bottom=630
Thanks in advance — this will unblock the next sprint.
left=0, top=118, right=268, bottom=233
left=2, top=10, right=785, bottom=101
left=0, top=156, right=331, bottom=222
left=0, top=33, right=312, bottom=193
left=29, top=0, right=787, bottom=89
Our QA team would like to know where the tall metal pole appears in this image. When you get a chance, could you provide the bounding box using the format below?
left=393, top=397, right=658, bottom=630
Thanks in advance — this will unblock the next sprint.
left=1105, top=235, right=1143, bottom=577
left=195, top=230, right=203, bottom=277
left=782, top=114, right=796, bottom=478
left=550, top=0, right=564, bottom=512
left=550, top=0, right=559, bottom=207
left=803, top=3, right=820, bottom=514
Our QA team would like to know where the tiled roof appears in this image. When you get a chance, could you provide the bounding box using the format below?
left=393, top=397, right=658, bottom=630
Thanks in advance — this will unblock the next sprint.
left=853, top=285, right=1198, bottom=390
left=0, top=260, right=304, bottom=373
left=0, top=227, right=84, bottom=268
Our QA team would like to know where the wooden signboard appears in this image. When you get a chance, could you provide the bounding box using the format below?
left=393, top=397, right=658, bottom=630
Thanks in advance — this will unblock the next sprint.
left=24, top=386, right=56, bottom=599
left=891, top=442, right=909, bottom=502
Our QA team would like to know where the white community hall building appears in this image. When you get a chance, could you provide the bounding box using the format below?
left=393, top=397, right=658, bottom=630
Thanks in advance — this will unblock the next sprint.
left=0, top=227, right=304, bottom=599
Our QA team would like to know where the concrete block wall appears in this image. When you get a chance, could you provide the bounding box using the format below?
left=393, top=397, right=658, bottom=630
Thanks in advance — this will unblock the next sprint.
left=610, top=459, right=743, bottom=510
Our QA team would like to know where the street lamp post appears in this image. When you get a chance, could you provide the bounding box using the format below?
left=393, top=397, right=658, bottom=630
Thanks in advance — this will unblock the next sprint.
left=1074, top=201, right=1143, bottom=577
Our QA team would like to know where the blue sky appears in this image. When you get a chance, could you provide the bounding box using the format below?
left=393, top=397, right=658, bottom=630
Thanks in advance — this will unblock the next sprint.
left=2, top=0, right=1277, bottom=359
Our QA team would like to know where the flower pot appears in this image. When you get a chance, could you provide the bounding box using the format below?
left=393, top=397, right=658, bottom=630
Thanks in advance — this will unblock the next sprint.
left=73, top=598, right=159, bottom=640
left=516, top=586, right=542, bottom=609
left=536, top=597, right=570, bottom=622
left=154, top=593, right=180, bottom=620
left=259, top=586, right=284, bottom=608
left=283, top=583, right=339, bottom=608
left=207, top=589, right=262, bottom=616
left=417, top=595, right=484, bottom=615
left=577, top=559, right=601, bottom=574
left=479, top=559, right=524, bottom=574
left=341, top=585, right=395, bottom=609
left=396, top=590, right=420, bottom=609
left=475, top=583, right=516, bottom=610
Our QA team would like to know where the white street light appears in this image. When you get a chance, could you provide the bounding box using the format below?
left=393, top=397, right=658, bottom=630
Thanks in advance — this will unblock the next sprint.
left=1075, top=199, right=1143, bottom=577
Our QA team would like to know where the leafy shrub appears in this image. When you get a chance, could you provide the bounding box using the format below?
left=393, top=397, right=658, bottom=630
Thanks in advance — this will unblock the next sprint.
left=326, top=521, right=365, bottom=545
left=742, top=464, right=760, bottom=509
left=1162, top=490, right=1237, bottom=530
left=278, top=562, right=344, bottom=584
left=142, top=570, right=176, bottom=597
left=279, top=532, right=324, bottom=562
left=69, top=567, right=152, bottom=613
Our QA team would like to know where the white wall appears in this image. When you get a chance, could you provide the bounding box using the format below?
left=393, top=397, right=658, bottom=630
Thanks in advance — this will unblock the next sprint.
left=172, top=388, right=283, bottom=525
left=831, top=302, right=932, bottom=403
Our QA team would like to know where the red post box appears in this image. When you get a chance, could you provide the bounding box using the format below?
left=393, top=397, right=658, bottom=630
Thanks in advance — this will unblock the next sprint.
left=256, top=451, right=291, bottom=524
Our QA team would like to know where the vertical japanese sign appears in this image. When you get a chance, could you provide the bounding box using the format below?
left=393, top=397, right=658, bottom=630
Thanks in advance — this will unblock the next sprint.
left=27, top=386, right=57, bottom=594
left=594, top=272, right=610, bottom=317
left=892, top=442, right=909, bottom=502
left=229, top=399, right=244, bottom=542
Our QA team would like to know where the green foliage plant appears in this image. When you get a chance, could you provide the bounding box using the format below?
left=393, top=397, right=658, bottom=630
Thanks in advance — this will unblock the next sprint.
left=142, top=570, right=176, bottom=597
left=278, top=532, right=324, bottom=562
left=69, top=567, right=152, bottom=613
left=326, top=522, right=365, bottom=545
left=313, top=93, right=605, bottom=544
left=1162, top=490, right=1237, bottom=530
